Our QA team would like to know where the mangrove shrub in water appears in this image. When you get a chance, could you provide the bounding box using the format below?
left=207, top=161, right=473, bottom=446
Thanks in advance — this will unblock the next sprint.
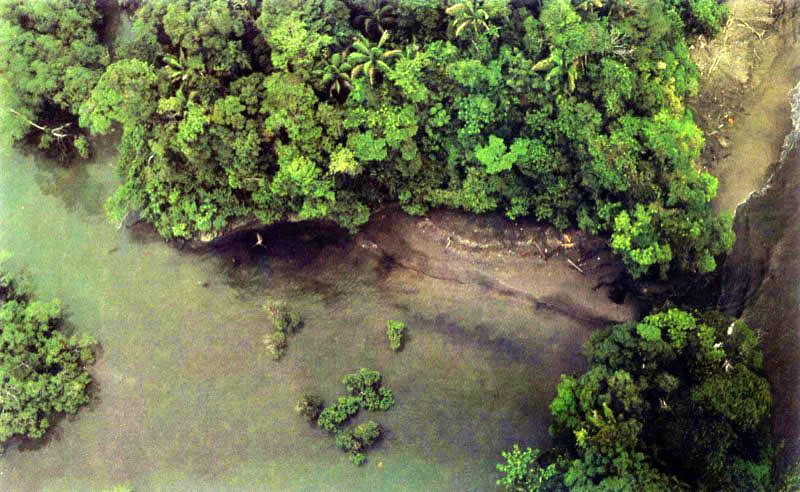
left=0, top=255, right=95, bottom=442
left=310, top=368, right=395, bottom=464
left=386, top=319, right=406, bottom=352
left=2, top=0, right=730, bottom=279
left=295, top=393, right=324, bottom=422
left=497, top=308, right=774, bottom=490
left=262, top=299, right=302, bottom=360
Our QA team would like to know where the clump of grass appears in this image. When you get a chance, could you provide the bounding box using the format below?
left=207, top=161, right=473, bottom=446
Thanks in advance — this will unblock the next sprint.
left=386, top=319, right=406, bottom=352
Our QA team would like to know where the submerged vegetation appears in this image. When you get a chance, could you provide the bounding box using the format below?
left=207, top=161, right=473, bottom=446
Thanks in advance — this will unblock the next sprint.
left=2, top=0, right=734, bottom=279
left=0, top=253, right=95, bottom=442
left=497, top=308, right=775, bottom=490
left=262, top=299, right=302, bottom=360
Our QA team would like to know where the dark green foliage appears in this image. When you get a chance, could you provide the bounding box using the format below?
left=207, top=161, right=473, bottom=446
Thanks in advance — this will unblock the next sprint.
left=342, top=368, right=395, bottom=411
left=317, top=395, right=361, bottom=432
left=335, top=428, right=361, bottom=451
left=307, top=368, right=394, bottom=464
left=498, top=309, right=774, bottom=491
left=0, top=254, right=95, bottom=442
left=353, top=420, right=381, bottom=446
left=386, top=319, right=406, bottom=351
left=295, top=393, right=324, bottom=422
left=0, top=0, right=109, bottom=152
left=62, top=0, right=733, bottom=279
left=335, top=419, right=381, bottom=450
left=335, top=420, right=382, bottom=464
left=667, top=0, right=728, bottom=35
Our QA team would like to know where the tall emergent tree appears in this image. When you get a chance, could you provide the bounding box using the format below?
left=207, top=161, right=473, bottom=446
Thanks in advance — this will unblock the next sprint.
left=497, top=309, right=774, bottom=491
left=0, top=0, right=109, bottom=156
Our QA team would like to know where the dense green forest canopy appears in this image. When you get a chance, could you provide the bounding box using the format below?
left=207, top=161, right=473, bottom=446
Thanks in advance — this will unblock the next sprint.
left=0, top=254, right=95, bottom=443
left=0, top=0, right=108, bottom=156
left=497, top=308, right=775, bottom=491
left=1, top=0, right=733, bottom=279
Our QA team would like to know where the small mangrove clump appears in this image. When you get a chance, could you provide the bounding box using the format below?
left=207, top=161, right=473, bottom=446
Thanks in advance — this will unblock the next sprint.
left=335, top=421, right=382, bottom=466
left=317, top=396, right=361, bottom=432
left=302, top=368, right=395, bottom=465
left=265, top=300, right=302, bottom=334
left=386, top=319, right=406, bottom=352
left=262, top=300, right=302, bottom=360
left=262, top=331, right=287, bottom=360
left=294, top=393, right=324, bottom=422
left=342, top=368, right=395, bottom=411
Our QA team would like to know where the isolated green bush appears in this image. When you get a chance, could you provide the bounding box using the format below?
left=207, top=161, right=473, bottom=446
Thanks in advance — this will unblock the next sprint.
left=386, top=319, right=407, bottom=351
left=317, top=395, right=361, bottom=432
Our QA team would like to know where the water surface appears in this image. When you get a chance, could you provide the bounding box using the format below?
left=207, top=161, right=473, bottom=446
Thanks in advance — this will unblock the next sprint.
left=0, top=143, right=592, bottom=491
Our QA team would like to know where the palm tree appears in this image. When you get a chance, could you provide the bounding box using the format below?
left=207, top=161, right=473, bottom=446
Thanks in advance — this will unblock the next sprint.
left=576, top=0, right=605, bottom=13
left=162, top=49, right=205, bottom=88
left=319, top=51, right=354, bottom=98
left=347, top=31, right=401, bottom=86
left=532, top=48, right=582, bottom=94
left=352, top=0, right=397, bottom=38
left=445, top=0, right=490, bottom=39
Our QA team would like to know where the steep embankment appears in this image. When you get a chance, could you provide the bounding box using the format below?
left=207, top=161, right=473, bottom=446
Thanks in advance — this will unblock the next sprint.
left=692, top=0, right=800, bottom=469
left=720, top=84, right=800, bottom=469
left=357, top=208, right=636, bottom=328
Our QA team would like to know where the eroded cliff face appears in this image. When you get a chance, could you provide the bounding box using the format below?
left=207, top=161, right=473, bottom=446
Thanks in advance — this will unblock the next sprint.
left=720, top=83, right=800, bottom=469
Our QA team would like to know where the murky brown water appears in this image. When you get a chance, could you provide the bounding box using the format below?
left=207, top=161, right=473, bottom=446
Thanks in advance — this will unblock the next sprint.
left=0, top=141, right=598, bottom=491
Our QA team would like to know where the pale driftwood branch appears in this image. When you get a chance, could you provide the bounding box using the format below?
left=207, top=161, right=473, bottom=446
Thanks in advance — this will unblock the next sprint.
left=8, top=108, right=47, bottom=131
left=7, top=108, right=72, bottom=138
left=567, top=258, right=585, bottom=275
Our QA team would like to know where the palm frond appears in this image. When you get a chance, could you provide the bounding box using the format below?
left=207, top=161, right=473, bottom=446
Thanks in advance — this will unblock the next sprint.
left=455, top=19, right=471, bottom=38
left=445, top=3, right=466, bottom=15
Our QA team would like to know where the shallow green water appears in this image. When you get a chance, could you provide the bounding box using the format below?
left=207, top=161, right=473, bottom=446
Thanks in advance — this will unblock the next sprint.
left=0, top=143, right=591, bottom=491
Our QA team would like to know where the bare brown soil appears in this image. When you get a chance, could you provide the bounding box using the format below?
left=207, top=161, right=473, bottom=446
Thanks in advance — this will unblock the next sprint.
left=358, top=208, right=637, bottom=328
left=691, top=0, right=800, bottom=212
